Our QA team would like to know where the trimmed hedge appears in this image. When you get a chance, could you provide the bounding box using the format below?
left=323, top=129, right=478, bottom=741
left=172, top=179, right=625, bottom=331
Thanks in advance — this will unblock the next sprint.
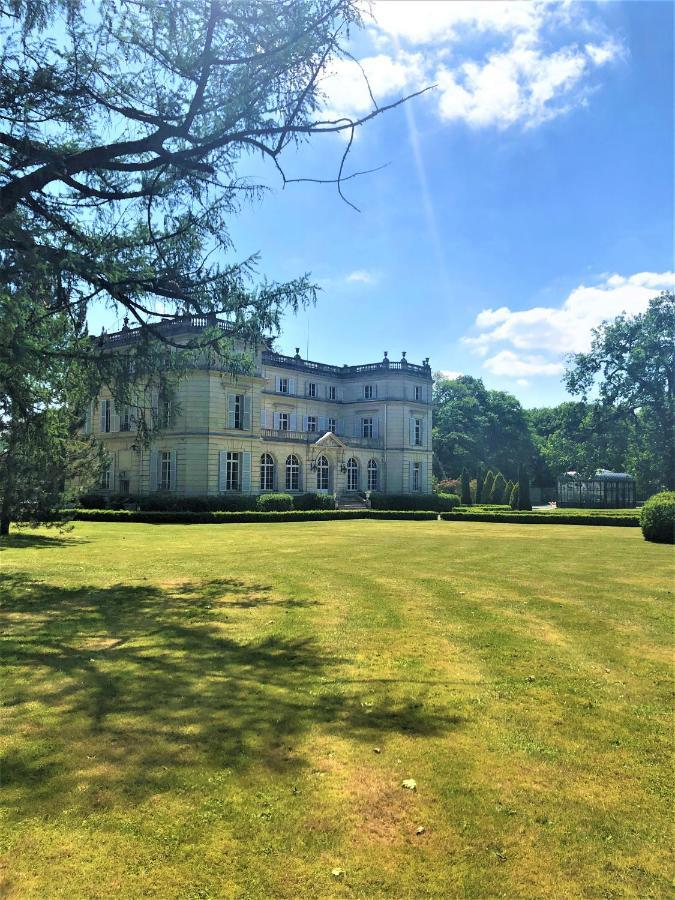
left=441, top=510, right=639, bottom=527
left=640, top=491, right=675, bottom=544
left=291, top=492, right=336, bottom=510
left=370, top=491, right=460, bottom=511
left=66, top=508, right=440, bottom=524
left=256, top=492, right=293, bottom=512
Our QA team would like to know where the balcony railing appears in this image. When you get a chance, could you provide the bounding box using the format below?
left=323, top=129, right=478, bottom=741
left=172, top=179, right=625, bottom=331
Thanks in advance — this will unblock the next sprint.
left=260, top=428, right=383, bottom=449
left=262, top=350, right=431, bottom=378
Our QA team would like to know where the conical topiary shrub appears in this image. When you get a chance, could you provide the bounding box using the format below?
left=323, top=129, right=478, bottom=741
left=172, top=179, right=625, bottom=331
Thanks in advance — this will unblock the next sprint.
left=504, top=480, right=514, bottom=505
left=491, top=472, right=506, bottom=505
left=476, top=465, right=485, bottom=506
left=510, top=482, right=519, bottom=509
left=482, top=470, right=494, bottom=504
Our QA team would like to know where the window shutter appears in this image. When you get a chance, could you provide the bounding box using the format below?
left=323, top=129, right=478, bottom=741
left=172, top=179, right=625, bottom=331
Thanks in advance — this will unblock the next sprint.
left=289, top=378, right=296, bottom=395
left=243, top=394, right=251, bottom=430
left=273, top=412, right=280, bottom=430
left=354, top=417, right=360, bottom=437
left=374, top=384, right=378, bottom=398
left=218, top=450, right=227, bottom=492
left=373, top=417, right=379, bottom=438
left=242, top=451, right=251, bottom=492
left=408, top=460, right=413, bottom=491
left=318, top=416, right=327, bottom=433
left=420, top=418, right=425, bottom=445
left=109, top=452, right=116, bottom=490
left=337, top=418, right=344, bottom=435
left=150, top=390, right=159, bottom=426
left=302, top=416, right=308, bottom=432
left=149, top=450, right=158, bottom=491
left=260, top=407, right=268, bottom=428
left=290, top=412, right=297, bottom=432
left=274, top=375, right=280, bottom=392
left=84, top=402, right=93, bottom=434
left=170, top=450, right=177, bottom=492
left=409, top=417, right=415, bottom=446
left=99, top=400, right=106, bottom=432
left=338, top=387, right=344, bottom=402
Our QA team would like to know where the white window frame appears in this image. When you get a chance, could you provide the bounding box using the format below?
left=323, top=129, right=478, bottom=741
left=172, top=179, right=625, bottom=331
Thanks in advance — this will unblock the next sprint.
left=412, top=461, right=421, bottom=492
left=307, top=415, right=317, bottom=433
left=100, top=464, right=112, bottom=490
left=328, top=385, right=336, bottom=401
left=278, top=412, right=289, bottom=431
left=308, top=382, right=317, bottom=398
left=260, top=453, right=274, bottom=491
left=364, top=384, right=374, bottom=400
left=118, top=471, right=130, bottom=494
left=316, top=455, right=329, bottom=491
left=233, top=394, right=242, bottom=429
left=346, top=457, right=359, bottom=491
left=328, top=417, right=337, bottom=433
left=367, top=459, right=378, bottom=491
left=414, top=385, right=422, bottom=402
left=160, top=398, right=172, bottom=429
left=414, top=417, right=423, bottom=446
left=286, top=454, right=300, bottom=491
left=278, top=377, right=289, bottom=394
left=120, top=405, right=132, bottom=432
left=362, top=417, right=373, bottom=439
left=226, top=451, right=241, bottom=491
left=160, top=450, right=172, bottom=491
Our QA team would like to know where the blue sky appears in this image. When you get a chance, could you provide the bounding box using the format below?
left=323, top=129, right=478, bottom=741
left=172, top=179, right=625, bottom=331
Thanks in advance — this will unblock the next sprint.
left=101, top=1, right=674, bottom=408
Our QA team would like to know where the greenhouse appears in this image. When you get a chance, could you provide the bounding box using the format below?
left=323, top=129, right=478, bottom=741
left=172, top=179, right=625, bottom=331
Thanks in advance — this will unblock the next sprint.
left=557, top=470, right=637, bottom=508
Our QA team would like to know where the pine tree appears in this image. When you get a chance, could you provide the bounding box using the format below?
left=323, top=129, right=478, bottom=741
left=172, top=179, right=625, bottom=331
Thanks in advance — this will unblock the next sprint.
left=482, top=470, right=495, bottom=504
left=518, top=464, right=532, bottom=511
left=510, top=483, right=519, bottom=509
left=460, top=467, right=472, bottom=505
left=491, top=472, right=506, bottom=504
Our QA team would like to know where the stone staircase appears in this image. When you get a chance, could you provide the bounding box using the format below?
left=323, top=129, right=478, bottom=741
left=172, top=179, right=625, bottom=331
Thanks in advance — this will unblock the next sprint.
left=336, top=494, right=369, bottom=511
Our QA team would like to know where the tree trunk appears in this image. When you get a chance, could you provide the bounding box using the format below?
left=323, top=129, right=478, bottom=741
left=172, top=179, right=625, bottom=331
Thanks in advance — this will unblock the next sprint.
left=0, top=516, right=9, bottom=536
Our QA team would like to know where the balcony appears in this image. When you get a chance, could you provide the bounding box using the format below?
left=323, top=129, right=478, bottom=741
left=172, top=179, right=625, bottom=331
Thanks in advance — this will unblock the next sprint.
left=260, top=428, right=383, bottom=449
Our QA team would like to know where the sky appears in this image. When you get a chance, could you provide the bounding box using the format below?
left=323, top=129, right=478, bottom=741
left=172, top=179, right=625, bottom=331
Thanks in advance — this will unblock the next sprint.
left=103, top=0, right=674, bottom=408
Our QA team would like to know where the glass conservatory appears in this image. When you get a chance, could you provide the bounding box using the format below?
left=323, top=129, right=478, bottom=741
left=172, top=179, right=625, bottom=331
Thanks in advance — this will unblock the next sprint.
left=557, top=470, right=637, bottom=508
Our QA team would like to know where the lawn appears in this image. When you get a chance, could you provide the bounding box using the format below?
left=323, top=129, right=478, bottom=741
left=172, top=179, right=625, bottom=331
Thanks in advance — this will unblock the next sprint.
left=1, top=520, right=672, bottom=898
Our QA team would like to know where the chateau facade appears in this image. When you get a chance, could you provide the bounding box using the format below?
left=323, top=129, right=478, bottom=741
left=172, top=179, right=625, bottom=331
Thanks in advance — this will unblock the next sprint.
left=88, top=318, right=433, bottom=499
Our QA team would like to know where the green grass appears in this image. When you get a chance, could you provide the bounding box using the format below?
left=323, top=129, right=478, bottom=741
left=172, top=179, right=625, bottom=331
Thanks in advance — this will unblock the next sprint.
left=1, top=521, right=672, bottom=898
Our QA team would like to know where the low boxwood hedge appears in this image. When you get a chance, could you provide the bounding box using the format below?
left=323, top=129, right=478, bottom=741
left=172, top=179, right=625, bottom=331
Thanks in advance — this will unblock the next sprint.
left=256, top=492, right=293, bottom=512
left=370, top=492, right=460, bottom=511
left=291, top=492, right=336, bottom=510
left=640, top=491, right=675, bottom=543
left=440, top=510, right=639, bottom=527
left=66, top=508, right=439, bottom=524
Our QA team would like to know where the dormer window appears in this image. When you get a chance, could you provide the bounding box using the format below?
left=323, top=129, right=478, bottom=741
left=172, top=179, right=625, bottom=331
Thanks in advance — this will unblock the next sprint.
left=364, top=384, right=374, bottom=400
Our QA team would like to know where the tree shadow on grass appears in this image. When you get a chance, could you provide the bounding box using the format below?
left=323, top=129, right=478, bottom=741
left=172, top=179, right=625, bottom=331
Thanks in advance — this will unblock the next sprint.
left=0, top=574, right=460, bottom=820
left=0, top=532, right=88, bottom=550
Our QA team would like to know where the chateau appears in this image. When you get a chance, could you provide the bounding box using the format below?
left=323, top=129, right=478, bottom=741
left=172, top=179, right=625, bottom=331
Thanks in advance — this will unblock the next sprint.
left=88, top=317, right=433, bottom=499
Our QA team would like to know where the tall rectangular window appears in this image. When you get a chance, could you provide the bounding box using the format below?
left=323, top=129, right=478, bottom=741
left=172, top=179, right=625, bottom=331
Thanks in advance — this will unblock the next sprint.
left=119, top=471, right=130, bottom=494
left=364, top=385, right=374, bottom=400
left=101, top=399, right=111, bottom=432
left=362, top=417, right=373, bottom=438
left=226, top=452, right=240, bottom=491
left=278, top=377, right=289, bottom=394
left=307, top=416, right=317, bottom=433
left=233, top=394, right=242, bottom=429
left=328, top=385, right=336, bottom=401
left=412, top=462, right=421, bottom=491
left=160, top=451, right=172, bottom=491
left=278, top=412, right=289, bottom=431
left=328, top=418, right=337, bottom=433
left=308, top=382, right=317, bottom=398
left=414, top=385, right=422, bottom=402
left=100, top=465, right=112, bottom=490
left=120, top=405, right=131, bottom=432
left=414, top=418, right=423, bottom=446
left=160, top=399, right=172, bottom=429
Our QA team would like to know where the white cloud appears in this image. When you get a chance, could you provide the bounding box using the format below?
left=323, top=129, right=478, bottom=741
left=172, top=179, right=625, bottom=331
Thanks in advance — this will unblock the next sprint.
left=321, top=1, right=625, bottom=130
left=464, top=271, right=675, bottom=380
left=345, top=269, right=378, bottom=285
left=437, top=369, right=463, bottom=380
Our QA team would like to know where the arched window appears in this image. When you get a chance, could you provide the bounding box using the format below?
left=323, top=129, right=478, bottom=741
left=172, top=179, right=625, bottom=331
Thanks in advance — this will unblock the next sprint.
left=316, top=455, right=329, bottom=491
left=285, top=454, right=300, bottom=491
left=346, top=457, right=359, bottom=491
left=367, top=459, right=378, bottom=491
left=260, top=453, right=274, bottom=491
